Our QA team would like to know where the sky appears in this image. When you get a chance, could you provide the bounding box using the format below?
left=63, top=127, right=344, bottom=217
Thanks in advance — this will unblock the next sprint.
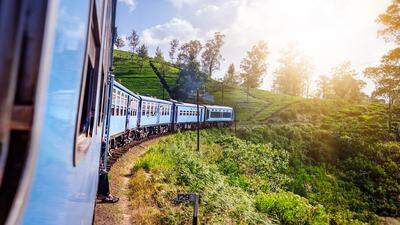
left=116, top=0, right=393, bottom=95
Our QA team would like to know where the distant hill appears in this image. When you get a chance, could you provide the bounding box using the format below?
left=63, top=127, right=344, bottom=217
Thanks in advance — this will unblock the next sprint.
left=112, top=49, right=299, bottom=123
left=113, top=50, right=180, bottom=99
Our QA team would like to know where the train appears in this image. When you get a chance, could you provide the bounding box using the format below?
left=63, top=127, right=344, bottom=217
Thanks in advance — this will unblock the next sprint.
left=107, top=79, right=234, bottom=149
left=0, top=0, right=233, bottom=225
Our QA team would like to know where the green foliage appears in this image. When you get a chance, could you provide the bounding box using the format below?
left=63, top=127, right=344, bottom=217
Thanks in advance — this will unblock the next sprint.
left=132, top=130, right=273, bottom=224
left=255, top=191, right=329, bottom=225
left=236, top=99, right=400, bottom=221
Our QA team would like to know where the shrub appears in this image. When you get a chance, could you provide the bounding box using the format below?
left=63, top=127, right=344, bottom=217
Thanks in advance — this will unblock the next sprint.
left=255, top=191, right=329, bottom=225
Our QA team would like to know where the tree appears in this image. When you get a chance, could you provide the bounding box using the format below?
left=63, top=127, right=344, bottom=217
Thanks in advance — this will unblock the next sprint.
left=365, top=50, right=400, bottom=131
left=316, top=75, right=332, bottom=99
left=136, top=44, right=148, bottom=72
left=240, top=41, right=268, bottom=100
left=114, top=35, right=125, bottom=61
left=377, top=0, right=400, bottom=45
left=174, top=40, right=206, bottom=100
left=177, top=40, right=202, bottom=67
left=154, top=46, right=169, bottom=76
left=115, top=36, right=125, bottom=49
left=126, top=29, right=139, bottom=62
left=366, top=0, right=400, bottom=131
left=223, top=63, right=241, bottom=87
left=273, top=45, right=313, bottom=97
left=154, top=46, right=164, bottom=62
left=201, top=32, right=225, bottom=78
left=169, top=39, right=179, bottom=63
left=331, top=61, right=366, bottom=101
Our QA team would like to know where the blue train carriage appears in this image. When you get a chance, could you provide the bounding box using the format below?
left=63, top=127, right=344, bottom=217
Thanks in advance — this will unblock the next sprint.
left=109, top=81, right=140, bottom=138
left=139, top=96, right=173, bottom=136
left=204, top=105, right=234, bottom=126
left=0, top=0, right=117, bottom=225
left=173, top=102, right=205, bottom=130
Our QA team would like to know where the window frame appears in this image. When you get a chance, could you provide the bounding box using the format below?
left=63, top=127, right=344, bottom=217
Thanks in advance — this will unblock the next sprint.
left=73, top=0, right=101, bottom=166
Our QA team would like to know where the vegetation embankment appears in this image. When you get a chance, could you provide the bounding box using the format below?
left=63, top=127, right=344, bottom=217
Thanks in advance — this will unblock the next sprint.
left=126, top=98, right=399, bottom=225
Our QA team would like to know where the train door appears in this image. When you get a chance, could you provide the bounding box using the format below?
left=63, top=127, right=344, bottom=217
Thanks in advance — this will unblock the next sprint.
left=156, top=104, right=161, bottom=124
left=126, top=95, right=131, bottom=130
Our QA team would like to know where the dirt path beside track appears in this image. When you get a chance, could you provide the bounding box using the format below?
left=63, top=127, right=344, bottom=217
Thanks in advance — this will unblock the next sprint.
left=94, top=137, right=166, bottom=225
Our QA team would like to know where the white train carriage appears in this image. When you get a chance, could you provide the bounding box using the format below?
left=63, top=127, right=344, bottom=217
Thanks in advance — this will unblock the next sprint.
left=109, top=81, right=140, bottom=136
left=204, top=105, right=234, bottom=123
left=139, top=96, right=173, bottom=127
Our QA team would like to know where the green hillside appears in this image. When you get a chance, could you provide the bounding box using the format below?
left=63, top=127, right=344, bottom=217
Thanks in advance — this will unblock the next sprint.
left=206, top=80, right=299, bottom=123
left=112, top=50, right=298, bottom=123
left=113, top=50, right=180, bottom=99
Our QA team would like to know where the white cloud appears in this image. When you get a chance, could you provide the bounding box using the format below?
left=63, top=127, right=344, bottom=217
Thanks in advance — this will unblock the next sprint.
left=141, top=17, right=202, bottom=58
left=167, top=0, right=199, bottom=8
left=195, top=4, right=219, bottom=16
left=142, top=17, right=201, bottom=46
left=118, top=0, right=137, bottom=12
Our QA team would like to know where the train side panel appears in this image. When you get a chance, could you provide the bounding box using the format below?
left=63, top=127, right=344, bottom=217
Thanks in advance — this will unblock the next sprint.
left=176, top=103, right=205, bottom=124
left=21, top=0, right=116, bottom=224
left=158, top=103, right=173, bottom=125
left=139, top=97, right=172, bottom=127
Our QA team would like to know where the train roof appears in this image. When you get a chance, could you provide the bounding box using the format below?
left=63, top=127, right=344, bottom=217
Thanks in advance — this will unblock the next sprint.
left=204, top=105, right=233, bottom=110
left=174, top=102, right=205, bottom=108
left=140, top=95, right=173, bottom=104
left=113, top=80, right=140, bottom=98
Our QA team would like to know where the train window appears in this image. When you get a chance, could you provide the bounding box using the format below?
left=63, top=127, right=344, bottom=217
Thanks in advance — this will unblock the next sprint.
left=97, top=71, right=105, bottom=126
left=133, top=100, right=137, bottom=116
left=116, top=90, right=120, bottom=106
left=74, top=0, right=102, bottom=165
left=112, top=89, right=116, bottom=104
left=111, top=90, right=116, bottom=116
left=223, top=112, right=232, bottom=118
left=210, top=111, right=221, bottom=118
